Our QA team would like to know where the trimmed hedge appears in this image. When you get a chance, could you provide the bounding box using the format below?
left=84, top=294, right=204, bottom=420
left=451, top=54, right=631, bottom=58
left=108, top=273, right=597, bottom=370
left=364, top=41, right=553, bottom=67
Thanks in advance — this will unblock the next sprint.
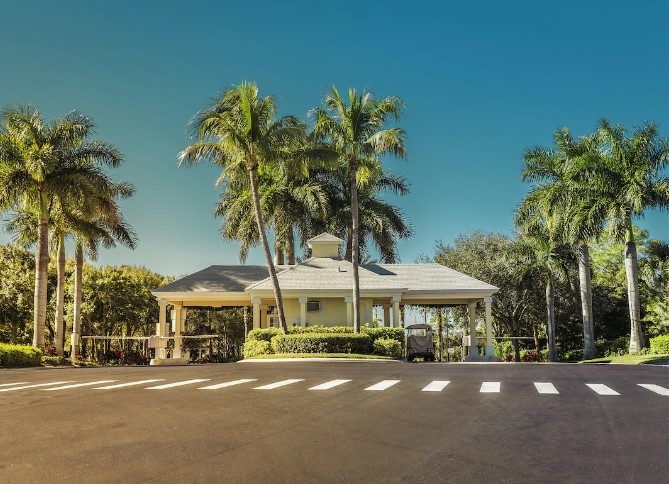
left=0, top=343, right=43, bottom=368
left=373, top=338, right=403, bottom=358
left=271, top=333, right=373, bottom=354
left=288, top=325, right=353, bottom=334
left=362, top=327, right=405, bottom=346
left=247, top=328, right=282, bottom=342
left=649, top=334, right=669, bottom=355
left=243, top=340, right=273, bottom=358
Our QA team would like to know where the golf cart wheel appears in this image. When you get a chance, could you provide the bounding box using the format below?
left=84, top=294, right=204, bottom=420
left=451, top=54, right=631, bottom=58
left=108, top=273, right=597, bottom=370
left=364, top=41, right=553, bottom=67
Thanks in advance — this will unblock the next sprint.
left=407, top=355, right=414, bottom=362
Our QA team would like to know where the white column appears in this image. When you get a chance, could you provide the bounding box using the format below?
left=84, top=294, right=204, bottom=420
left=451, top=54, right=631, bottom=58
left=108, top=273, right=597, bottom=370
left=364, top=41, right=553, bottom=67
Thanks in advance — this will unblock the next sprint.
left=468, top=302, right=478, bottom=357
left=299, top=296, right=307, bottom=326
left=484, top=297, right=494, bottom=356
left=392, top=296, right=401, bottom=328
left=172, top=305, right=183, bottom=358
left=345, top=296, right=353, bottom=327
left=383, top=304, right=391, bottom=327
left=157, top=300, right=167, bottom=359
left=252, top=297, right=261, bottom=329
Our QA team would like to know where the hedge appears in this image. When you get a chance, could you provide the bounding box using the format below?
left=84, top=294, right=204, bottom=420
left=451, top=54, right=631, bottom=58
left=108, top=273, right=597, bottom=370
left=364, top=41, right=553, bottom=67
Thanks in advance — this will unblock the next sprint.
left=362, top=327, right=405, bottom=347
left=247, top=328, right=282, bottom=342
left=243, top=340, right=273, bottom=358
left=0, top=343, right=43, bottom=368
left=271, top=333, right=373, bottom=354
left=373, top=338, right=403, bottom=358
left=288, top=325, right=353, bottom=334
left=649, top=334, right=669, bottom=355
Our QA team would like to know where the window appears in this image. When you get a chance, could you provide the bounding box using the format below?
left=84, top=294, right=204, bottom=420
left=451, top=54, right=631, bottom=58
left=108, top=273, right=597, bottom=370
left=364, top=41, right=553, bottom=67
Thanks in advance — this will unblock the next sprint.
left=306, top=301, right=321, bottom=312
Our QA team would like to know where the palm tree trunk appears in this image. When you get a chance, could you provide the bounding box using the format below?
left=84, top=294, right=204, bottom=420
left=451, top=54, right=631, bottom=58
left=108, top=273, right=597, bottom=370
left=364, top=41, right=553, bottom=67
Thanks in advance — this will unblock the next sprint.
left=624, top=229, right=644, bottom=353
left=546, top=277, right=556, bottom=362
left=350, top=165, right=361, bottom=333
left=436, top=308, right=443, bottom=362
left=71, top=241, right=83, bottom=358
left=286, top=229, right=295, bottom=265
left=578, top=242, right=596, bottom=359
left=32, top=204, right=49, bottom=349
left=249, top=168, right=287, bottom=333
left=273, top=237, right=284, bottom=265
left=54, top=233, right=66, bottom=356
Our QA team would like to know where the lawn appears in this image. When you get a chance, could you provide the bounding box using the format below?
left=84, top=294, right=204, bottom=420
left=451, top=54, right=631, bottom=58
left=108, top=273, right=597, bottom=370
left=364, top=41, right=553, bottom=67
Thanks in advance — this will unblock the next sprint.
left=581, top=354, right=669, bottom=365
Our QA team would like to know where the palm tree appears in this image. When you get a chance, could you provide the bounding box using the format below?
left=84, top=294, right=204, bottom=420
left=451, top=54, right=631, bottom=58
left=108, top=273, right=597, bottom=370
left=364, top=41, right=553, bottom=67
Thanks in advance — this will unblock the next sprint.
left=0, top=106, right=124, bottom=349
left=69, top=181, right=136, bottom=358
left=311, top=87, right=406, bottom=332
left=596, top=120, right=669, bottom=353
left=179, top=82, right=304, bottom=333
left=521, top=128, right=607, bottom=359
left=214, top=163, right=330, bottom=265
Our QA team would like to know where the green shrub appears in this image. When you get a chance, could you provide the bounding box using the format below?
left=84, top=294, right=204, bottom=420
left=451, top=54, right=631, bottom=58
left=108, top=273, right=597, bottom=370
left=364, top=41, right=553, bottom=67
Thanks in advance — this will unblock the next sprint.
left=372, top=337, right=402, bottom=358
left=43, top=356, right=71, bottom=366
left=243, top=340, right=273, bottom=358
left=362, top=327, right=405, bottom=347
left=649, top=334, right=669, bottom=354
left=271, top=333, right=372, bottom=354
left=288, top=325, right=353, bottom=334
left=0, top=343, right=43, bottom=367
left=247, top=328, right=282, bottom=342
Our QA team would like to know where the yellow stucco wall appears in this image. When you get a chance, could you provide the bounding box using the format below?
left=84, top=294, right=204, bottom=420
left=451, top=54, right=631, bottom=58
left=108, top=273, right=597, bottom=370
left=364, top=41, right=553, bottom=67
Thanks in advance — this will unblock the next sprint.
left=279, top=297, right=375, bottom=327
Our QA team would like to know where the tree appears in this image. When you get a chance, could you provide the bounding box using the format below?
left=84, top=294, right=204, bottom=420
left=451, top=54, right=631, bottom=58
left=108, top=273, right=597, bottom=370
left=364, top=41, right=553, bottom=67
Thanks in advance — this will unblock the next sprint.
left=0, top=245, right=35, bottom=344
left=311, top=165, right=412, bottom=263
left=433, top=231, right=544, bottom=362
left=596, top=120, right=669, bottom=353
left=520, top=128, right=606, bottom=359
left=180, top=82, right=305, bottom=333
left=312, top=87, right=406, bottom=332
left=0, top=106, right=124, bottom=349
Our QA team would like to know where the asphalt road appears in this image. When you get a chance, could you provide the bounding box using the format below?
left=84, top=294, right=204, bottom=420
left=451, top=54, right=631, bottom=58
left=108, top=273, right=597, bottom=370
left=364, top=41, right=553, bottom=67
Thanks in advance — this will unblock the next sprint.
left=1, top=361, right=667, bottom=483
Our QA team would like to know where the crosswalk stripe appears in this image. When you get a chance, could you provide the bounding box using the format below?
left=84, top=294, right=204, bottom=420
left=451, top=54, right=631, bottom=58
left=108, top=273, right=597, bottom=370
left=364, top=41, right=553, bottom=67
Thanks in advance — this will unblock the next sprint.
left=421, top=381, right=450, bottom=392
left=0, top=381, right=74, bottom=392
left=309, top=379, right=352, bottom=391
left=637, top=384, right=669, bottom=396
left=43, top=380, right=118, bottom=391
left=480, top=381, right=500, bottom=393
left=254, top=379, right=304, bottom=390
left=0, top=382, right=30, bottom=388
left=199, top=379, right=258, bottom=390
left=586, top=383, right=620, bottom=395
left=145, top=379, right=210, bottom=390
left=94, top=379, right=165, bottom=390
left=365, top=380, right=401, bottom=391
left=534, top=382, right=559, bottom=394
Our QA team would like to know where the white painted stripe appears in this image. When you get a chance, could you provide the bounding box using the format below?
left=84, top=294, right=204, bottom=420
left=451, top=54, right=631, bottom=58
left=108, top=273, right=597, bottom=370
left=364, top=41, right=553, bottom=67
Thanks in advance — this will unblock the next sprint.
left=254, top=379, right=304, bottom=390
left=0, top=382, right=30, bottom=388
left=308, top=379, right=352, bottom=391
left=480, top=381, right=500, bottom=393
left=637, top=383, right=669, bottom=396
left=199, top=379, right=258, bottom=390
left=43, top=380, right=118, bottom=391
left=0, top=381, right=73, bottom=392
left=145, top=379, right=210, bottom=390
left=94, top=379, right=165, bottom=390
left=421, top=380, right=450, bottom=392
left=534, top=382, right=559, bottom=394
left=586, top=383, right=620, bottom=395
left=365, top=380, right=401, bottom=391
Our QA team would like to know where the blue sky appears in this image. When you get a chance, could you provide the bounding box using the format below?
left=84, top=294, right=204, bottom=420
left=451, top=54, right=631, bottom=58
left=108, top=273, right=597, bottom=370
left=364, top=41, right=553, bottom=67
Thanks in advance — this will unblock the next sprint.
left=1, top=0, right=667, bottom=276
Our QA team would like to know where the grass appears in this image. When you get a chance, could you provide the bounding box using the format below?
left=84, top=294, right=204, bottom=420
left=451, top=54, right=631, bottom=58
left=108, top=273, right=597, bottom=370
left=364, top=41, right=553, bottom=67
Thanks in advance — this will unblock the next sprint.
left=246, top=353, right=395, bottom=360
left=581, top=354, right=669, bottom=365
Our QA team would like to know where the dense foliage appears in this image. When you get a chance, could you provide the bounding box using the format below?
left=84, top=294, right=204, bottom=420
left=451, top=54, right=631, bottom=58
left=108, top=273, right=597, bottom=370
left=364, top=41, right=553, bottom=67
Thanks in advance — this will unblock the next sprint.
left=0, top=343, right=43, bottom=367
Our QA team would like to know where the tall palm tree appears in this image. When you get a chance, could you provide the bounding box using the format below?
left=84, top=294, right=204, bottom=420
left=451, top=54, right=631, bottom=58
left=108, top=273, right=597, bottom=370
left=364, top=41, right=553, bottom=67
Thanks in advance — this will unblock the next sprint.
left=311, top=165, right=412, bottom=263
left=179, top=82, right=303, bottom=333
left=515, top=206, right=572, bottom=362
left=521, top=128, right=607, bottom=359
left=0, top=106, right=124, bottom=349
left=312, top=87, right=406, bottom=332
left=596, top=120, right=669, bottom=353
left=69, top=181, right=136, bottom=358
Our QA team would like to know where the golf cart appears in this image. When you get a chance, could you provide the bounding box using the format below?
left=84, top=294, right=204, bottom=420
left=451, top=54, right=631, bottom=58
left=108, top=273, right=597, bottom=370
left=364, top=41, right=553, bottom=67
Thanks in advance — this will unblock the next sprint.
left=405, top=324, right=435, bottom=362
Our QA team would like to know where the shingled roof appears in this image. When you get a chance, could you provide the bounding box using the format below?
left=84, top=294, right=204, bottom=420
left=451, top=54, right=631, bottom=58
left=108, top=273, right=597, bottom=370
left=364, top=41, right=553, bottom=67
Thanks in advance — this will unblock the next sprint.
left=154, top=265, right=278, bottom=293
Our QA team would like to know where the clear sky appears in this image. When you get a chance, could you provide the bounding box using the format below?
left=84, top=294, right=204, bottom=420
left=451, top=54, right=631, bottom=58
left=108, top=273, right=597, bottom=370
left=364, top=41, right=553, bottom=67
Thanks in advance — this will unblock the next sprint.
left=1, top=0, right=667, bottom=277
